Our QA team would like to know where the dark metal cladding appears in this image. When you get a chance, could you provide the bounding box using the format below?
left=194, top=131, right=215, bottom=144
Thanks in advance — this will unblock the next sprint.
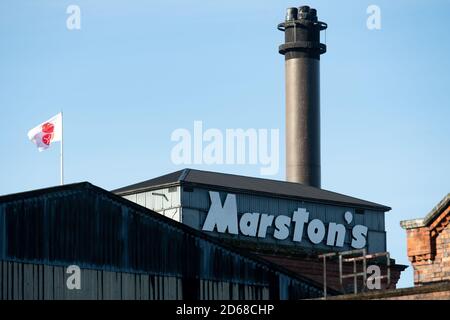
left=0, top=182, right=329, bottom=300
left=278, top=6, right=327, bottom=188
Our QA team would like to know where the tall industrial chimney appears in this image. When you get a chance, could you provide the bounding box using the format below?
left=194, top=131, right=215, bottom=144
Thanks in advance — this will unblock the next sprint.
left=278, top=6, right=327, bottom=188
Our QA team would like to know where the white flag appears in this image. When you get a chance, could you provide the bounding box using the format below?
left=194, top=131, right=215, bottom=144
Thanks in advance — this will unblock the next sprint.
left=27, top=113, right=62, bottom=152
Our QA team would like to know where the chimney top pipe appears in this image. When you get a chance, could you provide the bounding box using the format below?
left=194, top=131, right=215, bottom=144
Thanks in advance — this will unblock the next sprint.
left=285, top=7, right=298, bottom=21
left=278, top=6, right=327, bottom=188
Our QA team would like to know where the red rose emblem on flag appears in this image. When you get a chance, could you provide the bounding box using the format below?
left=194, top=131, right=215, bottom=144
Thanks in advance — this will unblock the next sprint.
left=41, top=134, right=53, bottom=146
left=41, top=122, right=54, bottom=146
left=28, top=113, right=62, bottom=152
left=42, top=122, right=54, bottom=134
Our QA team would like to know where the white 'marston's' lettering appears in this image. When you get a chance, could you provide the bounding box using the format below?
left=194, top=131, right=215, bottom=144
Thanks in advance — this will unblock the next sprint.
left=202, top=192, right=239, bottom=234
left=201, top=191, right=369, bottom=249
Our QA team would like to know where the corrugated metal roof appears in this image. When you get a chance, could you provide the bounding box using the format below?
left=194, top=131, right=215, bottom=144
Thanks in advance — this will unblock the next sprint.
left=112, top=168, right=391, bottom=211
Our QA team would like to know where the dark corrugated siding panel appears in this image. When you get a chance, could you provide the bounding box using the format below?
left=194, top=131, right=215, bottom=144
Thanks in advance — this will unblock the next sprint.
left=0, top=260, right=321, bottom=300
left=0, top=184, right=324, bottom=300
left=0, top=260, right=183, bottom=300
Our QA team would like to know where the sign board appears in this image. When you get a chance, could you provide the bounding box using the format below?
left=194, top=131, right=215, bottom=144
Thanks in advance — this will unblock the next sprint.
left=202, top=191, right=369, bottom=249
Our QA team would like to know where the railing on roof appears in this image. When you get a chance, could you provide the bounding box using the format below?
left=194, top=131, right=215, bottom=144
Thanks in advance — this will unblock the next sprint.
left=318, top=249, right=391, bottom=299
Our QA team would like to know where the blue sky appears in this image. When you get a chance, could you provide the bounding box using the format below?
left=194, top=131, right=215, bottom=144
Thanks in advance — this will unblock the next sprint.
left=1, top=0, right=449, bottom=288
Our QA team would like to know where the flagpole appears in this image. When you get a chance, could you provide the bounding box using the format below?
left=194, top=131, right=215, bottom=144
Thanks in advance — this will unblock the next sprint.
left=60, top=111, right=64, bottom=186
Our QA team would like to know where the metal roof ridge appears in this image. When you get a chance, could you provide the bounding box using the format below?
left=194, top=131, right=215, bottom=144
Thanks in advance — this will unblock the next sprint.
left=111, top=168, right=390, bottom=211
left=178, top=168, right=191, bottom=182
left=182, top=168, right=390, bottom=211
left=0, top=182, right=92, bottom=201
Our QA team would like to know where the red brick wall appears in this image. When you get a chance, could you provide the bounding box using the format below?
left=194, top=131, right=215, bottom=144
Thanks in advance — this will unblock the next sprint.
left=406, top=227, right=432, bottom=262
left=409, top=225, right=450, bottom=284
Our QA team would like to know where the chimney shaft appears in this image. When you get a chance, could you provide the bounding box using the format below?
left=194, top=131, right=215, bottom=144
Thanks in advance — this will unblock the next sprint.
left=278, top=6, right=327, bottom=188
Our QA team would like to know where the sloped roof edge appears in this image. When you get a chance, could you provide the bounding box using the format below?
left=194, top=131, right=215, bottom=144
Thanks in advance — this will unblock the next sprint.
left=400, top=193, right=450, bottom=229
left=112, top=168, right=391, bottom=211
